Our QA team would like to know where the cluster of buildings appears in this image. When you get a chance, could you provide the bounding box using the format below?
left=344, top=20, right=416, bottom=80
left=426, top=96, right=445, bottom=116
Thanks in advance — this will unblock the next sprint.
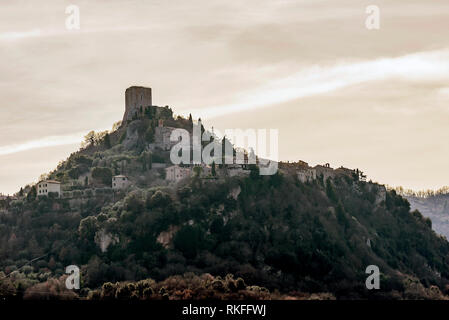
left=152, top=119, right=179, bottom=151
left=28, top=87, right=367, bottom=201
left=35, top=160, right=360, bottom=199
left=0, top=193, right=17, bottom=201
left=36, top=174, right=131, bottom=198
left=279, top=161, right=362, bottom=183
left=165, top=165, right=192, bottom=181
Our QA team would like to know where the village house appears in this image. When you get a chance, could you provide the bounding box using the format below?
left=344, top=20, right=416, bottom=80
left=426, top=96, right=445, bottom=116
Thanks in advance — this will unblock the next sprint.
left=37, top=180, right=61, bottom=197
left=226, top=164, right=250, bottom=177
left=297, top=167, right=317, bottom=183
left=112, top=175, right=130, bottom=190
left=335, top=166, right=356, bottom=178
left=279, top=160, right=309, bottom=170
left=154, top=119, right=179, bottom=151
left=165, top=165, right=191, bottom=182
left=314, top=163, right=335, bottom=181
left=277, top=160, right=316, bottom=182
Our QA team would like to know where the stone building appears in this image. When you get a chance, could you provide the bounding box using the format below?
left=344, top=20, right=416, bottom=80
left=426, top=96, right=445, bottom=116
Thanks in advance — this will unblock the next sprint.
left=154, top=119, right=179, bottom=151
left=314, top=163, right=335, bottom=181
left=335, top=166, right=356, bottom=178
left=112, top=175, right=130, bottom=190
left=37, top=180, right=61, bottom=197
left=226, top=164, right=250, bottom=177
left=122, top=86, right=152, bottom=122
left=165, top=165, right=191, bottom=182
left=297, top=168, right=317, bottom=183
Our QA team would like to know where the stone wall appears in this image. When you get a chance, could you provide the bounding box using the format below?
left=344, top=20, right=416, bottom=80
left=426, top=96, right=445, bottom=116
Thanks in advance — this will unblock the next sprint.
left=123, top=86, right=152, bottom=122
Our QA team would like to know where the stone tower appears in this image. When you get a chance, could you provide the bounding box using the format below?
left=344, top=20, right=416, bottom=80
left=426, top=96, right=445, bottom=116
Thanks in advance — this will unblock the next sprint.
left=123, top=86, right=152, bottom=122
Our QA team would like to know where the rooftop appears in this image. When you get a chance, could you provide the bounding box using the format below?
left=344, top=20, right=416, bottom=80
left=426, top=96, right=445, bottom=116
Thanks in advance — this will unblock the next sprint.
left=39, top=180, right=61, bottom=184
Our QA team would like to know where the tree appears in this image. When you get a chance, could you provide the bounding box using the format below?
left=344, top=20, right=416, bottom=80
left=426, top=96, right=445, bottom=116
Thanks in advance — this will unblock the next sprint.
left=173, top=225, right=203, bottom=259
left=82, top=131, right=96, bottom=148
left=0, top=272, right=16, bottom=298
left=82, top=130, right=109, bottom=148
left=211, top=161, right=216, bottom=176
left=78, top=216, right=98, bottom=241
left=326, top=179, right=337, bottom=202
left=91, top=167, right=112, bottom=185
left=27, top=186, right=37, bottom=201
left=112, top=121, right=122, bottom=131
left=121, top=161, right=126, bottom=175
left=145, top=125, right=154, bottom=143
left=104, top=133, right=111, bottom=149
left=249, top=164, right=259, bottom=180
left=193, top=166, right=203, bottom=177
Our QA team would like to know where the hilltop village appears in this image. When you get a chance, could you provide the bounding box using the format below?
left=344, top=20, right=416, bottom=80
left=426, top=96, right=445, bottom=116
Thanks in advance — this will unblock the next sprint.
left=2, top=86, right=446, bottom=301
left=1, top=86, right=375, bottom=204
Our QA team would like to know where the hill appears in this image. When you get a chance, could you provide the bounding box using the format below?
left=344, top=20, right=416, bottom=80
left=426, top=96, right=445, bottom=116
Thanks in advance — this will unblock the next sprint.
left=1, top=87, right=449, bottom=300
left=399, top=188, right=449, bottom=239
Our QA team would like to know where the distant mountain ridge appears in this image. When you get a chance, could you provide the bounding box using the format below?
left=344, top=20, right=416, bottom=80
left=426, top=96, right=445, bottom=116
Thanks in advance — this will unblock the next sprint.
left=405, top=193, right=449, bottom=239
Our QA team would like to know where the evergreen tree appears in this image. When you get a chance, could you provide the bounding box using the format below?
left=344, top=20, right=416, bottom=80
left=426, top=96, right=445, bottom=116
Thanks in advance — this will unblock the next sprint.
left=27, top=186, right=37, bottom=201
left=104, top=133, right=111, bottom=149
left=211, top=161, right=216, bottom=176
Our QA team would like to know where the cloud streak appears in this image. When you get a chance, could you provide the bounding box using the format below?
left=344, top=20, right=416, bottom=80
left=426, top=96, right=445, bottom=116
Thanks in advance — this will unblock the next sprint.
left=192, top=49, right=449, bottom=119
left=2, top=50, right=448, bottom=156
left=0, top=29, right=43, bottom=41
left=0, top=132, right=85, bottom=156
left=0, top=26, right=159, bottom=41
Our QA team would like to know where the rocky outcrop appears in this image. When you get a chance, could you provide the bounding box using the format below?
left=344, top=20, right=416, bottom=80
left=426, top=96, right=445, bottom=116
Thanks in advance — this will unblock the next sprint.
left=122, top=120, right=142, bottom=150
left=95, top=229, right=119, bottom=253
left=156, top=225, right=180, bottom=249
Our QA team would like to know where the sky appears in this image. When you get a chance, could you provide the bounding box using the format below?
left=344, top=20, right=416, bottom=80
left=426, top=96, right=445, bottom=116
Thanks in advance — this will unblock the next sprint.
left=1, top=0, right=449, bottom=194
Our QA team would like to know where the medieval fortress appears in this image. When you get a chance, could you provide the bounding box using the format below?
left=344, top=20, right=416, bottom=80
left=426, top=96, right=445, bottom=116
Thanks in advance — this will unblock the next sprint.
left=3, top=86, right=378, bottom=202
left=123, top=86, right=153, bottom=122
left=117, top=86, right=371, bottom=188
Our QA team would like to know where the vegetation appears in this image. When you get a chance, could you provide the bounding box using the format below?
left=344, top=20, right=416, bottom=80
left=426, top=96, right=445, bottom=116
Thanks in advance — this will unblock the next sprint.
left=1, top=107, right=449, bottom=300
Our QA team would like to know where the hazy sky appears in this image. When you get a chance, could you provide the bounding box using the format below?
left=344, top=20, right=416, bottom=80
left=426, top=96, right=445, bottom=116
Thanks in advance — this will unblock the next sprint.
left=1, top=0, right=449, bottom=194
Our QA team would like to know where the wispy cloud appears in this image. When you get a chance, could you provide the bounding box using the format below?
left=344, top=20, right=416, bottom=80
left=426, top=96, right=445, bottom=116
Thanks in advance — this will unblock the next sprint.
left=192, top=49, right=449, bottom=119
left=0, top=29, right=43, bottom=41
left=0, top=26, right=157, bottom=41
left=0, top=132, right=85, bottom=156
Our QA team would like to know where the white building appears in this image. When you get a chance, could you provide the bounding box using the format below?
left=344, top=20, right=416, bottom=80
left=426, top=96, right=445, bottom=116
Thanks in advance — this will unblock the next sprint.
left=37, top=180, right=61, bottom=197
left=112, top=175, right=130, bottom=190
left=165, top=165, right=191, bottom=181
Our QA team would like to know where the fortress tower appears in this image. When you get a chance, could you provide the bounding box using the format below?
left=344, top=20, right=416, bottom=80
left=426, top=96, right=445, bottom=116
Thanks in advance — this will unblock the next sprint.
left=123, top=86, right=152, bottom=122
